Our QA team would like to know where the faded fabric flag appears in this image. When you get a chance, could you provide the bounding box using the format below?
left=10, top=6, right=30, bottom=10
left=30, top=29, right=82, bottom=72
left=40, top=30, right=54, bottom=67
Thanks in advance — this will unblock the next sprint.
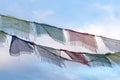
left=66, top=29, right=98, bottom=52
left=34, top=22, right=66, bottom=43
left=35, top=44, right=65, bottom=67
left=0, top=31, right=6, bottom=42
left=101, top=36, right=120, bottom=52
left=0, top=31, right=7, bottom=47
left=61, top=49, right=88, bottom=65
left=9, top=36, right=34, bottom=56
left=106, top=52, right=120, bottom=64
left=85, top=53, right=111, bottom=67
left=0, top=15, right=32, bottom=39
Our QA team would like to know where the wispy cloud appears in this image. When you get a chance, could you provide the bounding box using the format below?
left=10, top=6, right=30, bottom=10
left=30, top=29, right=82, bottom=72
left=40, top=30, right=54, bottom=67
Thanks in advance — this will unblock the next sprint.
left=92, top=3, right=113, bottom=11
left=66, top=2, right=120, bottom=40
left=77, top=15, right=120, bottom=40
left=31, top=10, right=55, bottom=22
left=1, top=1, right=120, bottom=80
left=1, top=58, right=120, bottom=80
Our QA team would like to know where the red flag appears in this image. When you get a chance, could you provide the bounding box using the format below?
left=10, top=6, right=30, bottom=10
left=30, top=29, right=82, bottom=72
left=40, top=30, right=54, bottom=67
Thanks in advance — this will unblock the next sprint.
left=66, top=29, right=97, bottom=52
left=61, top=49, right=88, bottom=65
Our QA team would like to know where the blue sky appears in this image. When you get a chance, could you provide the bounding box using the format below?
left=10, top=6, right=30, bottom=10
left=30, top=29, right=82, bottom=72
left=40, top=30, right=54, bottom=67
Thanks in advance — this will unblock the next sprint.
left=1, top=0, right=120, bottom=39
left=0, top=0, right=114, bottom=26
left=1, top=0, right=120, bottom=80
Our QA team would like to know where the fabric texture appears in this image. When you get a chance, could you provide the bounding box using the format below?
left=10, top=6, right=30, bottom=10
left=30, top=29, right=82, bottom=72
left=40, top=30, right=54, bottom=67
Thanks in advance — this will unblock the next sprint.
left=35, top=23, right=65, bottom=43
left=66, top=29, right=97, bottom=52
left=85, top=53, right=111, bottom=67
left=106, top=52, right=120, bottom=64
left=61, top=50, right=88, bottom=65
left=101, top=36, right=120, bottom=52
left=9, top=36, right=34, bottom=56
left=2, top=14, right=120, bottom=68
left=35, top=45, right=65, bottom=67
left=0, top=31, right=6, bottom=42
left=1, top=15, right=32, bottom=39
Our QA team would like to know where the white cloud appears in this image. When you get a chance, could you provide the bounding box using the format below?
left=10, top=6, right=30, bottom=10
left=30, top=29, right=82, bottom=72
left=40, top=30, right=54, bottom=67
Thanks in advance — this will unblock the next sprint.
left=0, top=47, right=37, bottom=69
left=92, top=3, right=113, bottom=12
left=64, top=18, right=120, bottom=40
left=69, top=3, right=120, bottom=40
left=78, top=16, right=120, bottom=40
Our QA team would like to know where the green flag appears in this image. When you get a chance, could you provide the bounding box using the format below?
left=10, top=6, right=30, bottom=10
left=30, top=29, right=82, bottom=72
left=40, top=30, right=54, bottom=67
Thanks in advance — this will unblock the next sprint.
left=0, top=15, right=32, bottom=39
left=0, top=31, right=6, bottom=42
left=35, top=22, right=66, bottom=43
left=85, top=53, right=111, bottom=67
left=106, top=52, right=120, bottom=64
